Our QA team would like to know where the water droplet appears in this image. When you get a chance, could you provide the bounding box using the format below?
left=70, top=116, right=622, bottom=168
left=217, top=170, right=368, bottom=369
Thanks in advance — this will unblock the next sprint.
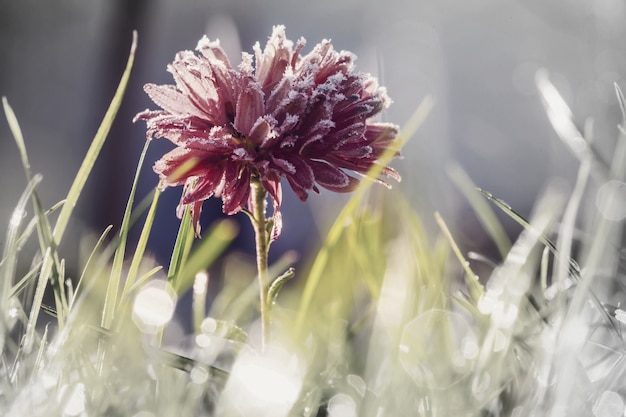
left=596, top=180, right=626, bottom=221
left=328, top=394, right=357, bottom=417
left=616, top=309, right=626, bottom=324
left=9, top=208, right=26, bottom=229
left=462, top=336, right=479, bottom=360
left=190, top=366, right=209, bottom=384
left=195, top=333, right=211, bottom=348
left=193, top=271, right=209, bottom=294
left=593, top=391, right=624, bottom=417
left=347, top=374, right=366, bottom=397
left=492, top=329, right=508, bottom=352
left=201, top=317, right=218, bottom=334
left=477, top=293, right=497, bottom=314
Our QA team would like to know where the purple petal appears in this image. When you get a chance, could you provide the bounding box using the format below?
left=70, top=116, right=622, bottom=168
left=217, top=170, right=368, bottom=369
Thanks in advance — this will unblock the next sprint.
left=308, top=159, right=358, bottom=192
left=143, top=84, right=207, bottom=120
left=254, top=25, right=294, bottom=94
left=234, top=80, right=265, bottom=136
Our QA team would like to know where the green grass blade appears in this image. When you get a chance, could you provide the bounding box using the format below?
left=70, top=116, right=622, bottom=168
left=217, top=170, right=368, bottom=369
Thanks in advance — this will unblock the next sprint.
left=23, top=247, right=52, bottom=353
left=435, top=211, right=484, bottom=302
left=14, top=200, right=65, bottom=253
left=481, top=188, right=617, bottom=331
left=0, top=174, right=42, bottom=301
left=174, top=219, right=238, bottom=296
left=167, top=207, right=194, bottom=291
left=71, top=225, right=114, bottom=309
left=102, top=137, right=150, bottom=329
left=3, top=98, right=67, bottom=326
left=10, top=260, right=44, bottom=299
left=447, top=162, right=512, bottom=259
left=123, top=187, right=162, bottom=296
left=126, top=266, right=164, bottom=296
left=294, top=96, right=433, bottom=331
left=53, top=31, right=137, bottom=245
left=2, top=97, right=33, bottom=180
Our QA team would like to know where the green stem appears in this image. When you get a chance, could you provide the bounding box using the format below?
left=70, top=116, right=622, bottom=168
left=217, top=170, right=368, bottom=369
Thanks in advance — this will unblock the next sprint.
left=250, top=179, right=270, bottom=350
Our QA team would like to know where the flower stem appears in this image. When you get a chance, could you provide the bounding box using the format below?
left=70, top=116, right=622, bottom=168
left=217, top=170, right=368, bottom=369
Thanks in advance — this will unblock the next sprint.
left=250, top=179, right=270, bottom=350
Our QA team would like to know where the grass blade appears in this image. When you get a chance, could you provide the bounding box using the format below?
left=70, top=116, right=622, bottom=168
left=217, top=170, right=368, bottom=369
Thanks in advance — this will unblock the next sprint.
left=102, top=137, right=150, bottom=329
left=123, top=187, right=162, bottom=296
left=53, top=31, right=137, bottom=244
left=447, top=162, right=511, bottom=259
left=0, top=174, right=42, bottom=302
left=174, top=219, right=238, bottom=296
left=71, top=225, right=114, bottom=309
left=295, top=96, right=433, bottom=331
left=435, top=211, right=484, bottom=302
left=167, top=206, right=194, bottom=292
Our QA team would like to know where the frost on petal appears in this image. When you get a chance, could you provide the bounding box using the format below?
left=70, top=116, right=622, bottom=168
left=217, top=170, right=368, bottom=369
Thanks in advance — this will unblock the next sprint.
left=196, top=36, right=232, bottom=68
left=248, top=117, right=274, bottom=145
left=280, top=154, right=315, bottom=191
left=180, top=166, right=224, bottom=203
left=153, top=148, right=212, bottom=186
left=309, top=159, right=359, bottom=192
left=222, top=166, right=251, bottom=215
left=168, top=55, right=224, bottom=124
left=286, top=175, right=310, bottom=202
left=144, top=84, right=207, bottom=120
left=136, top=27, right=400, bottom=242
left=255, top=25, right=294, bottom=94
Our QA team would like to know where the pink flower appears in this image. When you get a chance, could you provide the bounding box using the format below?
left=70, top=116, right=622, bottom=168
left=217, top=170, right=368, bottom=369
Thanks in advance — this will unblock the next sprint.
left=134, top=25, right=400, bottom=239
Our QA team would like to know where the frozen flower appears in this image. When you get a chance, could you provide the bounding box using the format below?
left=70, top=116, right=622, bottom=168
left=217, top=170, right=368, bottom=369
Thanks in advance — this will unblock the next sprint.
left=134, top=25, right=400, bottom=238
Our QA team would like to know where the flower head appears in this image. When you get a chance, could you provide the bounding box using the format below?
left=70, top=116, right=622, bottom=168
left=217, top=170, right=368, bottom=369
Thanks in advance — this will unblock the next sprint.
left=134, top=25, right=400, bottom=239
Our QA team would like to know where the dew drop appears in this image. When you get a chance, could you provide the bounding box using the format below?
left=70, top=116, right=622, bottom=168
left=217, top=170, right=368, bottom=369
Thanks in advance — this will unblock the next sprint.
left=596, top=180, right=626, bottom=221
left=201, top=317, right=218, bottom=334
left=593, top=391, right=624, bottom=417
left=193, top=271, right=209, bottom=294
left=328, top=394, right=357, bottom=417
left=195, top=333, right=212, bottom=348
left=347, top=374, right=366, bottom=397
left=462, top=336, right=479, bottom=360
left=190, top=366, right=209, bottom=384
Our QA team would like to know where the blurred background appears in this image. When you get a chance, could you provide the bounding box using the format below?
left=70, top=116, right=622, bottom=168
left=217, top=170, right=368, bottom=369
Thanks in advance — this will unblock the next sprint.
left=1, top=0, right=625, bottom=277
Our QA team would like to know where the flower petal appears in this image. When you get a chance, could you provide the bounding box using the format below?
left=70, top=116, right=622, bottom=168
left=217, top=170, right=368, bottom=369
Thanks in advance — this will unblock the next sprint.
left=308, top=159, right=358, bottom=192
left=143, top=84, right=206, bottom=120
left=234, top=80, right=265, bottom=137
left=254, top=25, right=294, bottom=94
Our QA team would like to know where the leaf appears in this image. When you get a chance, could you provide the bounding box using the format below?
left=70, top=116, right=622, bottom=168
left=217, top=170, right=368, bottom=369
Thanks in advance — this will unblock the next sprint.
left=268, top=267, right=295, bottom=310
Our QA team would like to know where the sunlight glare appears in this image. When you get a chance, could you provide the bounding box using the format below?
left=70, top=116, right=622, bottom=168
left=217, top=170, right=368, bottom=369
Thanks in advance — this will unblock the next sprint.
left=219, top=346, right=303, bottom=417
left=132, top=281, right=177, bottom=333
